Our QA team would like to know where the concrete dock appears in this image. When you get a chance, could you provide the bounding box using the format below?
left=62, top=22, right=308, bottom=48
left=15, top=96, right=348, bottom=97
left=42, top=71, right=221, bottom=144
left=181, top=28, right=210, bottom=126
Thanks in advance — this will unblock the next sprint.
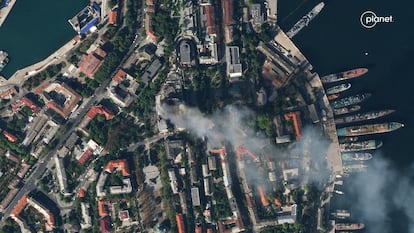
left=0, top=0, right=16, bottom=27
left=273, top=30, right=343, bottom=176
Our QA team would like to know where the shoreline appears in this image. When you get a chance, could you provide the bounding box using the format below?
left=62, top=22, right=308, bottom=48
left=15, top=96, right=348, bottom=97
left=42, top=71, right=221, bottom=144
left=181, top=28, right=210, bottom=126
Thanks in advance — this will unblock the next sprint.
left=0, top=36, right=78, bottom=86
left=0, top=0, right=16, bottom=27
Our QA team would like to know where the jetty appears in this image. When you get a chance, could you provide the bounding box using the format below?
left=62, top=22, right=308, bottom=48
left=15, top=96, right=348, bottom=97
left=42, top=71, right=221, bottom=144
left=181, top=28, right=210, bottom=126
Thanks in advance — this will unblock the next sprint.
left=0, top=0, right=16, bottom=27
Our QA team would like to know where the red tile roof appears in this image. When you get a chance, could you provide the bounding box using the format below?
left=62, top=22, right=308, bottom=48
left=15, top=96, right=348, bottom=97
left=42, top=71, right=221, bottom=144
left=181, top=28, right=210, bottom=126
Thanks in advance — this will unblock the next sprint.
left=11, top=195, right=28, bottom=217
left=118, top=210, right=130, bottom=220
left=2, top=130, right=17, bottom=143
left=112, top=69, right=127, bottom=83
left=78, top=188, right=86, bottom=198
left=108, top=10, right=118, bottom=25
left=0, top=87, right=17, bottom=98
left=44, top=83, right=82, bottom=119
left=79, top=48, right=107, bottom=78
left=6, top=151, right=20, bottom=164
left=73, top=35, right=81, bottom=42
left=145, top=12, right=158, bottom=42
left=94, top=48, right=107, bottom=58
left=77, top=148, right=93, bottom=165
left=176, top=213, right=186, bottom=233
left=222, top=0, right=235, bottom=26
left=11, top=97, right=40, bottom=114
left=98, top=200, right=109, bottom=217
left=100, top=216, right=111, bottom=233
left=204, top=5, right=216, bottom=35
left=21, top=97, right=40, bottom=113
left=104, top=159, right=130, bottom=176
left=86, top=105, right=114, bottom=120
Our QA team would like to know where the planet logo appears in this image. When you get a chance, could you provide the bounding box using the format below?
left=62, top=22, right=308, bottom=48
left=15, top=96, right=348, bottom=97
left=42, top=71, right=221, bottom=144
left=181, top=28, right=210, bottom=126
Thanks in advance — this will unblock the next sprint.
left=360, top=11, right=394, bottom=29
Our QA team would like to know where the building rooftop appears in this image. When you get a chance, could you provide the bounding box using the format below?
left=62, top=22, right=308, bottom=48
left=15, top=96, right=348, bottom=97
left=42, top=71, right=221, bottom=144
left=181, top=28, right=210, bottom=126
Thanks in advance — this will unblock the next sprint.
left=108, top=9, right=117, bottom=25
left=176, top=213, right=186, bottom=233
left=222, top=0, right=235, bottom=26
left=226, top=46, right=243, bottom=79
left=5, top=151, right=20, bottom=164
left=2, top=130, right=17, bottom=143
left=203, top=5, right=216, bottom=35
left=78, top=188, right=87, bottom=198
left=141, top=59, right=162, bottom=84
left=11, top=195, right=28, bottom=217
left=145, top=2, right=158, bottom=43
left=11, top=97, right=40, bottom=114
left=118, top=210, right=130, bottom=221
left=86, top=105, right=114, bottom=120
left=250, top=3, right=265, bottom=25
left=191, top=187, right=201, bottom=206
left=100, top=216, right=111, bottom=233
left=80, top=203, right=92, bottom=229
left=98, top=200, right=109, bottom=217
left=79, top=48, right=107, bottom=78
left=104, top=159, right=130, bottom=176
left=42, top=82, right=82, bottom=119
left=178, top=40, right=194, bottom=65
left=77, top=148, right=93, bottom=165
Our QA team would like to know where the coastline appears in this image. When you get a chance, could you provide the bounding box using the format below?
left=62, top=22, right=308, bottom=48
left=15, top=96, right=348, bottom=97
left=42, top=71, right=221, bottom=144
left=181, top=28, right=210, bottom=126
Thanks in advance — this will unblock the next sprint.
left=0, top=0, right=16, bottom=27
left=0, top=36, right=78, bottom=86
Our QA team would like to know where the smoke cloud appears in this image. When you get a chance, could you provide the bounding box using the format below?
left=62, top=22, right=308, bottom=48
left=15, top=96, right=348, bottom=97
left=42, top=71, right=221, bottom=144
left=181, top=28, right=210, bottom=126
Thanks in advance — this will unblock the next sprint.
left=160, top=104, right=330, bottom=186
left=348, top=153, right=414, bottom=233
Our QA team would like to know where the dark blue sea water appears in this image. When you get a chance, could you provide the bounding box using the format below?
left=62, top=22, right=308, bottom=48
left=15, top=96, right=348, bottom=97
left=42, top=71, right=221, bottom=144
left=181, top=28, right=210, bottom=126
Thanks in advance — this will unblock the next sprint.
left=279, top=0, right=413, bottom=167
left=278, top=0, right=414, bottom=232
left=0, top=0, right=88, bottom=77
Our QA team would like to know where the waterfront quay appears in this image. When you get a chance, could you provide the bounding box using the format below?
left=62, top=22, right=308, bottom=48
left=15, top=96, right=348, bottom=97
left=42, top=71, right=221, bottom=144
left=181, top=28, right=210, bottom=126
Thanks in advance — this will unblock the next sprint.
left=0, top=36, right=79, bottom=85
left=269, top=29, right=343, bottom=176
left=0, top=0, right=16, bottom=27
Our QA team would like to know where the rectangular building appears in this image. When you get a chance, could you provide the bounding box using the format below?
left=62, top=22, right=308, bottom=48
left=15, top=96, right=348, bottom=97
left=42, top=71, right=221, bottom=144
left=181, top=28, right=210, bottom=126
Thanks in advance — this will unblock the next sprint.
left=226, top=46, right=242, bottom=81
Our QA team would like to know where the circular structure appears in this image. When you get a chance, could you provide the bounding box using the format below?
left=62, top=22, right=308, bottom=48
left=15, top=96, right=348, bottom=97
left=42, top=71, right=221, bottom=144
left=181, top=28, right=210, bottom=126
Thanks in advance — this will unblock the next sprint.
left=177, top=39, right=196, bottom=67
left=360, top=11, right=378, bottom=29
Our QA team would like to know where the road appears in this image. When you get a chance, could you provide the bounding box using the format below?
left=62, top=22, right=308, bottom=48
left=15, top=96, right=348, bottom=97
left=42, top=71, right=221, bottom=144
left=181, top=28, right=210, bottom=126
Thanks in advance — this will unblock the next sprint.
left=0, top=26, right=145, bottom=228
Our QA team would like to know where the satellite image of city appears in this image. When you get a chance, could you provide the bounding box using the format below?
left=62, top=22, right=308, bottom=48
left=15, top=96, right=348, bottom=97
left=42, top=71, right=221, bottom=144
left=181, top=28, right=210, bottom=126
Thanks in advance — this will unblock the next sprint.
left=0, top=0, right=412, bottom=232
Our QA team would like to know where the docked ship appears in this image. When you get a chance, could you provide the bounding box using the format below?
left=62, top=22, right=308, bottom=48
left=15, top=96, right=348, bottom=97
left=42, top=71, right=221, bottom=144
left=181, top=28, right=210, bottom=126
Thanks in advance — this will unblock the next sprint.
left=326, top=83, right=351, bottom=95
left=337, top=122, right=404, bottom=136
left=343, top=163, right=368, bottom=173
left=321, top=68, right=368, bottom=84
left=342, top=152, right=372, bottom=161
left=331, top=210, right=350, bottom=219
left=332, top=93, right=371, bottom=109
left=0, top=50, right=9, bottom=72
left=334, top=105, right=361, bottom=115
left=327, top=94, right=339, bottom=101
left=335, top=223, right=365, bottom=231
left=286, top=2, right=325, bottom=38
left=340, top=140, right=383, bottom=152
left=335, top=109, right=395, bottom=124
left=339, top=136, right=358, bottom=143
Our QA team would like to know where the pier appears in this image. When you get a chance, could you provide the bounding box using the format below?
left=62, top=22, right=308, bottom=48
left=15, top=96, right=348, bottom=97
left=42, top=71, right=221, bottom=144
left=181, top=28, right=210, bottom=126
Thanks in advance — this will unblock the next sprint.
left=273, top=30, right=343, bottom=176
left=0, top=0, right=16, bottom=27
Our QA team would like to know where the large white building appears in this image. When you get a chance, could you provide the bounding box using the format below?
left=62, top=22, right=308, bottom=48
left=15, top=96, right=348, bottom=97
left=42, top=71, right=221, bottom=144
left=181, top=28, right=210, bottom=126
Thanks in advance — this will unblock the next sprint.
left=54, top=155, right=70, bottom=196
left=226, top=46, right=243, bottom=81
left=80, top=203, right=92, bottom=229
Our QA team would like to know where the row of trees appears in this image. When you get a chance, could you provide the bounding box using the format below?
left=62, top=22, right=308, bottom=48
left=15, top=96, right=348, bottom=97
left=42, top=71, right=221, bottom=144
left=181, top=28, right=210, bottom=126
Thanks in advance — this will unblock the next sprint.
left=23, top=62, right=66, bottom=89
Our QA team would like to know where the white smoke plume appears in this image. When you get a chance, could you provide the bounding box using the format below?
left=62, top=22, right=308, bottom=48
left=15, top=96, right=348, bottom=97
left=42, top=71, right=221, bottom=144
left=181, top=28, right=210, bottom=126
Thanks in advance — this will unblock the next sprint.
left=348, top=153, right=414, bottom=233
left=160, top=104, right=330, bottom=186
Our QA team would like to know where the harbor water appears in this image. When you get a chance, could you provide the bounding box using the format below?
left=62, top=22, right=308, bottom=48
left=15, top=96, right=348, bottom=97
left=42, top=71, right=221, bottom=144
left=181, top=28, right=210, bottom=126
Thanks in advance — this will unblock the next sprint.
left=279, top=0, right=414, bottom=232
left=0, top=0, right=87, bottom=77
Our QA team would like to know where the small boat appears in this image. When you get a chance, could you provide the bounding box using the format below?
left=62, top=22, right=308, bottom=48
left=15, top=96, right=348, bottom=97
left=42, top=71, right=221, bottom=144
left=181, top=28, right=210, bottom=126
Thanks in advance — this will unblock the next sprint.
left=328, top=94, right=340, bottom=101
